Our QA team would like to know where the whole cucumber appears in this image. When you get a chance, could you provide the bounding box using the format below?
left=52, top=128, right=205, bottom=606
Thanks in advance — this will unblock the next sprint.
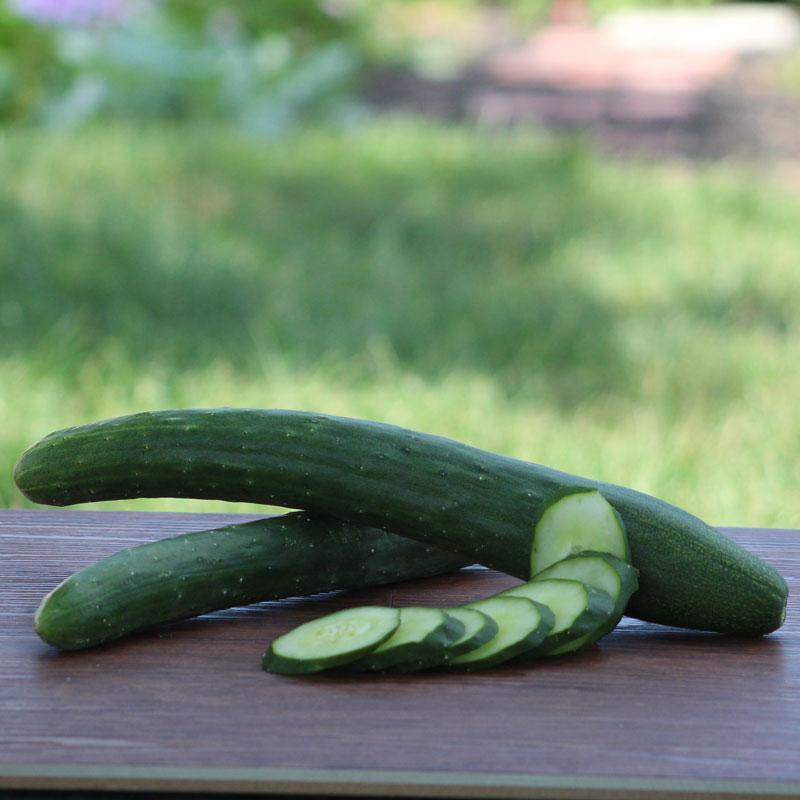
left=34, top=511, right=469, bottom=650
left=16, top=409, right=788, bottom=635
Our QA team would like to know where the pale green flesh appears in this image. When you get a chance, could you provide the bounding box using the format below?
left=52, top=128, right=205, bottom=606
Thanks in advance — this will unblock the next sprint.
left=368, top=607, right=445, bottom=654
left=533, top=556, right=621, bottom=599
left=443, top=607, right=491, bottom=651
left=531, top=490, right=628, bottom=575
left=450, top=597, right=542, bottom=666
left=501, top=579, right=587, bottom=635
left=272, top=606, right=399, bottom=661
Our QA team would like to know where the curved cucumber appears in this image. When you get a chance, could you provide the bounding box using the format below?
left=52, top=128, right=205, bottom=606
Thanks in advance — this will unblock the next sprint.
left=351, top=607, right=461, bottom=672
left=441, top=607, right=499, bottom=659
left=533, top=552, right=639, bottom=655
left=449, top=596, right=554, bottom=670
left=263, top=606, right=399, bottom=675
left=500, top=578, right=615, bottom=655
left=15, top=408, right=789, bottom=635
left=34, top=512, right=469, bottom=651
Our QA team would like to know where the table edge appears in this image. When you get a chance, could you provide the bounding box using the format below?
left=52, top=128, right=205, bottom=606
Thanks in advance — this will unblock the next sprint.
left=1, top=765, right=799, bottom=800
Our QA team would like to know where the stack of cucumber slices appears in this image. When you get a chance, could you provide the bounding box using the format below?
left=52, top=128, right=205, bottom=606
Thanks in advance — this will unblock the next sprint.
left=263, top=490, right=639, bottom=675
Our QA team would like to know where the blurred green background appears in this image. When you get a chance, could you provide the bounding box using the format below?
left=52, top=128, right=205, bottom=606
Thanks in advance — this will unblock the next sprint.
left=2, top=0, right=800, bottom=527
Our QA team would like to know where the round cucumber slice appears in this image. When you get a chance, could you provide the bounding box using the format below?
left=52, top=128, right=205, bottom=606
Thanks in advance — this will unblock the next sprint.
left=530, top=490, right=630, bottom=576
left=448, top=596, right=554, bottom=671
left=536, top=551, right=637, bottom=626
left=442, top=607, right=499, bottom=659
left=501, top=578, right=614, bottom=656
left=351, top=607, right=457, bottom=672
left=262, top=606, right=399, bottom=675
left=533, top=552, right=639, bottom=656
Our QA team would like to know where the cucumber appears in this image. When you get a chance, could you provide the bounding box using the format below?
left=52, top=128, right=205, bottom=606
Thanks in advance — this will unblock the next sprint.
left=262, top=606, right=399, bottom=675
left=448, top=596, right=554, bottom=670
left=33, top=512, right=469, bottom=651
left=440, top=607, right=498, bottom=659
left=500, top=578, right=615, bottom=655
left=531, top=489, right=629, bottom=575
left=15, top=409, right=788, bottom=634
left=350, top=607, right=461, bottom=672
left=533, top=552, right=639, bottom=655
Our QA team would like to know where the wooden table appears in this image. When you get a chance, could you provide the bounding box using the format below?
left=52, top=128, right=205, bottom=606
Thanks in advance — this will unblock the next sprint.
left=1, top=510, right=798, bottom=799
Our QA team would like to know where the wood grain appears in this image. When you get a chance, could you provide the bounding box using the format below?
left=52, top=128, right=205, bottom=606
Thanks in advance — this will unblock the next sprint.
left=1, top=510, right=798, bottom=799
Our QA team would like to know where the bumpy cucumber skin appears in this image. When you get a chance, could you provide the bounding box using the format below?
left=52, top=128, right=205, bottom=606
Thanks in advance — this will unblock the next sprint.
left=263, top=607, right=401, bottom=675
left=533, top=551, right=640, bottom=655
left=15, top=408, right=788, bottom=635
left=33, top=512, right=469, bottom=651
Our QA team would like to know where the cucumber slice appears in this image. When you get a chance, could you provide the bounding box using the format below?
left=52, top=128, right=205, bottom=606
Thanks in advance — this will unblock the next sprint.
left=350, top=607, right=459, bottom=672
left=530, top=490, right=630, bottom=576
left=448, top=596, right=554, bottom=671
left=501, top=578, right=614, bottom=656
left=534, top=553, right=638, bottom=656
left=262, top=606, right=399, bottom=675
left=534, top=551, right=637, bottom=601
left=441, top=607, right=499, bottom=659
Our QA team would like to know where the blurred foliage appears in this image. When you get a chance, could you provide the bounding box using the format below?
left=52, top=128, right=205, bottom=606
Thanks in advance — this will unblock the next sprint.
left=0, top=4, right=62, bottom=119
left=0, top=0, right=374, bottom=130
left=2, top=121, right=800, bottom=524
left=775, top=48, right=800, bottom=94
left=6, top=0, right=792, bottom=129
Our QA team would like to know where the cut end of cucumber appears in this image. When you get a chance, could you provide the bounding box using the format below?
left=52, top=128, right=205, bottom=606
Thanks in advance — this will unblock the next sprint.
left=263, top=606, right=399, bottom=675
left=530, top=490, right=630, bottom=576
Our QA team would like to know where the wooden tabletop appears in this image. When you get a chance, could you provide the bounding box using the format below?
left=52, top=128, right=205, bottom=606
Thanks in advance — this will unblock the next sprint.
left=1, top=510, right=798, bottom=800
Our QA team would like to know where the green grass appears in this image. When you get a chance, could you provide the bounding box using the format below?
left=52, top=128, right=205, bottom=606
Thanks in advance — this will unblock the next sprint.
left=2, top=120, right=800, bottom=527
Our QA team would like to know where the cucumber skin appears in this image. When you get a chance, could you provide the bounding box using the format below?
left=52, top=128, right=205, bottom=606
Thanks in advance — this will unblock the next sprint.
left=33, top=512, right=469, bottom=651
left=385, top=613, right=468, bottom=673
left=15, top=408, right=788, bottom=636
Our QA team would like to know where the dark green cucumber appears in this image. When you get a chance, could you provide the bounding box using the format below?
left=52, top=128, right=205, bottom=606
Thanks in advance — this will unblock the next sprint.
left=448, top=596, right=555, bottom=670
left=500, top=578, right=615, bottom=655
left=33, top=512, right=469, bottom=650
left=351, top=607, right=462, bottom=672
left=533, top=552, right=639, bottom=655
left=263, top=606, right=400, bottom=675
left=15, top=408, right=788, bottom=635
left=440, top=607, right=499, bottom=659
